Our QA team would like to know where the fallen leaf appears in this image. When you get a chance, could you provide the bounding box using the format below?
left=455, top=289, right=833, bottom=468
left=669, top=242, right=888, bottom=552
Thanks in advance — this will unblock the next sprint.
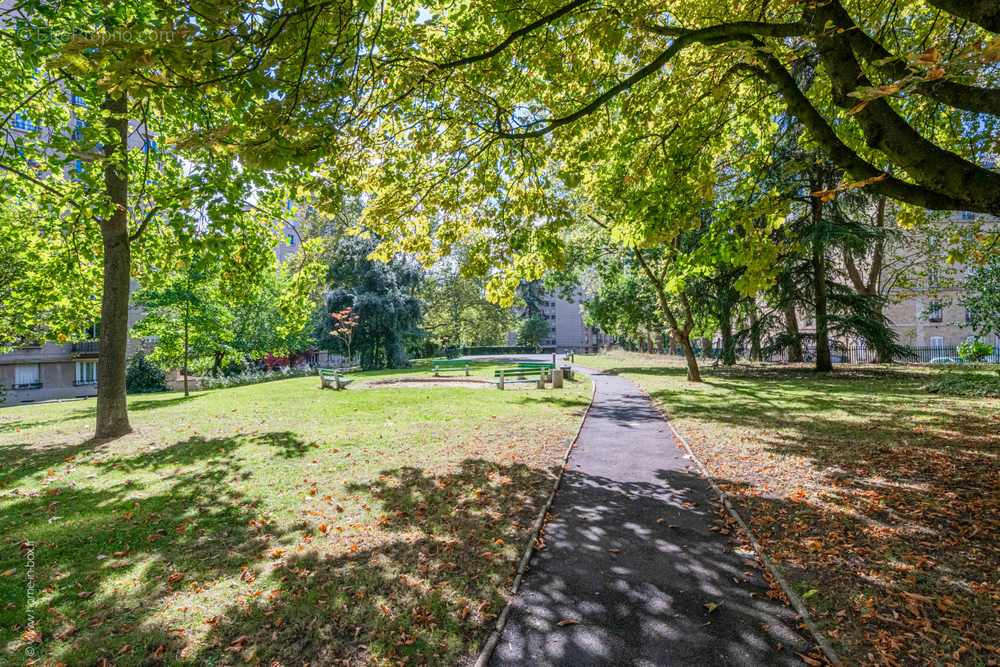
left=556, top=619, right=579, bottom=626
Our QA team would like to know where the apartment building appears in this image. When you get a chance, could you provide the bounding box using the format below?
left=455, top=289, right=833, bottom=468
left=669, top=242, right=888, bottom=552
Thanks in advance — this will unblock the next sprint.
left=0, top=308, right=148, bottom=405
left=508, top=289, right=608, bottom=352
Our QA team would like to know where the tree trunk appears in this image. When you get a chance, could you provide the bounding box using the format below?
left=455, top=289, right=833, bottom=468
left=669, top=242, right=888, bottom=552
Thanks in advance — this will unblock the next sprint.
left=783, top=304, right=804, bottom=362
left=212, top=350, right=225, bottom=375
left=749, top=303, right=762, bottom=362
left=811, top=197, right=833, bottom=373
left=95, top=92, right=132, bottom=440
left=678, top=331, right=703, bottom=382
left=183, top=297, right=190, bottom=397
left=720, top=298, right=736, bottom=366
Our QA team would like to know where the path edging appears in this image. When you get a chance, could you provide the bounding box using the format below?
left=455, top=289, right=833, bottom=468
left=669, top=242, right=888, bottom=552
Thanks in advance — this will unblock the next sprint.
left=473, top=375, right=598, bottom=667
left=635, top=384, right=842, bottom=666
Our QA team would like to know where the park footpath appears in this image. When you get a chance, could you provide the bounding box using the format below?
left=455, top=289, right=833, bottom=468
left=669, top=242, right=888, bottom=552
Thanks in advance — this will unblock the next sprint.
left=488, top=368, right=813, bottom=666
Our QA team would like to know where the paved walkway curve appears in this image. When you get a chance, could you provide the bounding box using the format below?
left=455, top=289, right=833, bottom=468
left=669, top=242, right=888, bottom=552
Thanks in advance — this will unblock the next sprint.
left=490, top=368, right=811, bottom=666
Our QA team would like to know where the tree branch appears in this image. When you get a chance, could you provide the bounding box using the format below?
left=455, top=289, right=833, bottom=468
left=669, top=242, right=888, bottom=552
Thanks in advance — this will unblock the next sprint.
left=924, top=0, right=1000, bottom=33
left=430, top=0, right=595, bottom=70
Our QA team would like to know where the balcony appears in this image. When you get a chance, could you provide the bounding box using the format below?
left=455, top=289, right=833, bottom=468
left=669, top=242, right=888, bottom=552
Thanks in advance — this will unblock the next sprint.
left=72, top=340, right=100, bottom=357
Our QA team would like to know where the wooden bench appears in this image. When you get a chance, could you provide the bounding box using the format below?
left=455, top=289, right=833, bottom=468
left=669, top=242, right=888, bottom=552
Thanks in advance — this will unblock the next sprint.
left=319, top=368, right=354, bottom=390
left=432, top=359, right=470, bottom=376
left=493, top=367, right=549, bottom=389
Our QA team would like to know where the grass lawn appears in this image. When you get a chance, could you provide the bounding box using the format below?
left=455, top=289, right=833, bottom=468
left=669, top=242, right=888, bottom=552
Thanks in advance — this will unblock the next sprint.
left=1, top=367, right=591, bottom=665
left=579, top=352, right=999, bottom=665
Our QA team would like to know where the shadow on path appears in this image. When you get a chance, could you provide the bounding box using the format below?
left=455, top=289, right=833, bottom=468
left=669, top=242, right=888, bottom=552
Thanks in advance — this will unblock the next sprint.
left=491, top=370, right=812, bottom=666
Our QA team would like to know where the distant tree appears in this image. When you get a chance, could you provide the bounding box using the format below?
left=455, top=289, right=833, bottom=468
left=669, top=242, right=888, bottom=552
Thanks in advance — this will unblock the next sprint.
left=962, top=257, right=1000, bottom=340
left=318, top=235, right=423, bottom=369
left=137, top=241, right=325, bottom=385
left=421, top=268, right=517, bottom=350
left=133, top=258, right=236, bottom=386
left=329, top=307, right=360, bottom=364
left=517, top=316, right=549, bottom=349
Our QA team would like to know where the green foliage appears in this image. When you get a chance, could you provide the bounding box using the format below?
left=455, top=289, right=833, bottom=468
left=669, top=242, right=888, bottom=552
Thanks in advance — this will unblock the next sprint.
left=517, top=316, right=550, bottom=348
left=135, top=241, right=326, bottom=373
left=961, top=257, right=1000, bottom=338
left=421, top=266, right=518, bottom=350
left=125, top=351, right=167, bottom=394
left=957, top=340, right=994, bottom=363
left=318, top=235, right=423, bottom=370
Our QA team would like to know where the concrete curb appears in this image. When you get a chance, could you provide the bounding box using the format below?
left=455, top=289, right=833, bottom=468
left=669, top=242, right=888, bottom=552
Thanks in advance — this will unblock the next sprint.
left=473, top=373, right=598, bottom=667
left=636, top=384, right=842, bottom=666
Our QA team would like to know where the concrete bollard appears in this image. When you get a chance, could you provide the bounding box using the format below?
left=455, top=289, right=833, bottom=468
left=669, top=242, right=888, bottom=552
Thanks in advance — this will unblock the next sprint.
left=552, top=368, right=564, bottom=388
left=498, top=371, right=504, bottom=390
left=536, top=375, right=545, bottom=389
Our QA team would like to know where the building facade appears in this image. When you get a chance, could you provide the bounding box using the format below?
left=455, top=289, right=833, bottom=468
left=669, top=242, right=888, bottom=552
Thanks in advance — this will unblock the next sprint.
left=0, top=307, right=147, bottom=405
left=508, top=289, right=608, bottom=352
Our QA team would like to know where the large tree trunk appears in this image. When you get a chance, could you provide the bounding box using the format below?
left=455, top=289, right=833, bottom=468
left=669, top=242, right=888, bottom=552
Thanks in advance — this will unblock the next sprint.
left=811, top=196, right=833, bottom=373
left=95, top=92, right=132, bottom=440
left=783, top=304, right=804, bottom=362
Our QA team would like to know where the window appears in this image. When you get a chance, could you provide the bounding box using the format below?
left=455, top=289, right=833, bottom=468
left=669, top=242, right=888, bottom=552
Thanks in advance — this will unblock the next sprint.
left=142, top=138, right=157, bottom=153
left=930, top=336, right=944, bottom=350
left=13, top=113, right=37, bottom=131
left=926, top=268, right=940, bottom=288
left=927, top=303, right=943, bottom=322
left=69, top=93, right=86, bottom=106
left=72, top=118, right=86, bottom=141
left=75, top=361, right=97, bottom=386
left=14, top=364, right=41, bottom=389
left=960, top=211, right=975, bottom=221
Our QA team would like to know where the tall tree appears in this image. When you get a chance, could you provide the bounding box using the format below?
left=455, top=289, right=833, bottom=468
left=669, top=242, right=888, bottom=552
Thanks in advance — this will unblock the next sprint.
left=318, top=235, right=423, bottom=370
left=0, top=2, right=294, bottom=438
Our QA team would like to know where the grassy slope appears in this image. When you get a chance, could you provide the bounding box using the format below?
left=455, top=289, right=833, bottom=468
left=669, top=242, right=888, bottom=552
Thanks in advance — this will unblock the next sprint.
left=1, top=368, right=591, bottom=665
left=579, top=352, right=999, bottom=664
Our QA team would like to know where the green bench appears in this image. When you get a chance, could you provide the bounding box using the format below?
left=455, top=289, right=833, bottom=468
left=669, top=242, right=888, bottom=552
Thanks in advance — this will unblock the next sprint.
left=493, top=367, right=549, bottom=389
left=319, top=368, right=354, bottom=390
left=432, top=359, right=470, bottom=376
left=512, top=362, right=554, bottom=370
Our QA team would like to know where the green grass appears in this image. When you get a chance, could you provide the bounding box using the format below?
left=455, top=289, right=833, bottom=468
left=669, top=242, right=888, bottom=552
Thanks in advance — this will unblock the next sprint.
left=0, top=370, right=591, bottom=665
left=578, top=352, right=999, bottom=664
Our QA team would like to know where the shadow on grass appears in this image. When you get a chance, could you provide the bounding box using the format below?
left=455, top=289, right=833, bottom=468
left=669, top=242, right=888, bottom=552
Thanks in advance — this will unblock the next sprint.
left=1, top=455, right=562, bottom=665
left=603, top=362, right=999, bottom=662
left=5, top=427, right=992, bottom=664
left=0, top=431, right=295, bottom=664
left=0, top=393, right=202, bottom=435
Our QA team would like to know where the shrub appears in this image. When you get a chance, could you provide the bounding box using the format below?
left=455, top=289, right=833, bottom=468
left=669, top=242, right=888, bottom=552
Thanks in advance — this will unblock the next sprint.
left=126, top=352, right=168, bottom=394
left=957, top=340, right=993, bottom=363
left=199, top=366, right=315, bottom=390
